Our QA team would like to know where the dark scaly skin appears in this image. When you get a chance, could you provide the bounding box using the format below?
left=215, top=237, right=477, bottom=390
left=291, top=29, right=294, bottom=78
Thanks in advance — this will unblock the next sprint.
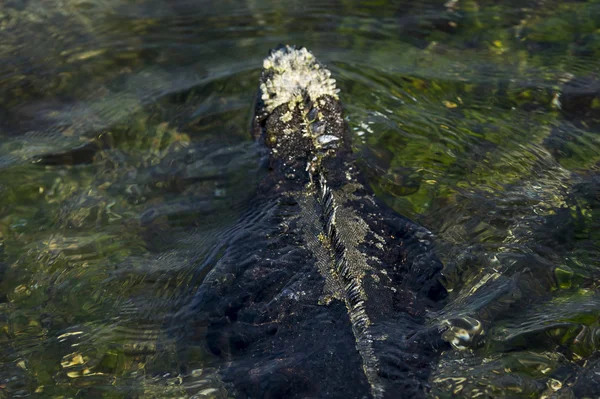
left=178, top=46, right=448, bottom=399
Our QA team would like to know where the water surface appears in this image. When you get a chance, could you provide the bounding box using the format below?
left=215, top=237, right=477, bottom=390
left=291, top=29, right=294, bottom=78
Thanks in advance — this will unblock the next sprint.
left=0, top=0, right=599, bottom=397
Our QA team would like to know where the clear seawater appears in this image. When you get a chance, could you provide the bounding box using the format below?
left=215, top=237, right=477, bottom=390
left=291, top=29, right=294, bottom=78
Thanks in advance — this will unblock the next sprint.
left=0, top=0, right=599, bottom=397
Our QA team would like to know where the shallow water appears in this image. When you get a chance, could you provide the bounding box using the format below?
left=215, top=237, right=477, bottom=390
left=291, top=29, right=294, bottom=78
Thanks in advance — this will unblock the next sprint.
left=0, top=0, right=599, bottom=397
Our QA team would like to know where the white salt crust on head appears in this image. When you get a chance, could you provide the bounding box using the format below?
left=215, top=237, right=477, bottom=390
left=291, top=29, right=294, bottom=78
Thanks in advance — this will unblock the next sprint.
left=259, top=46, right=339, bottom=113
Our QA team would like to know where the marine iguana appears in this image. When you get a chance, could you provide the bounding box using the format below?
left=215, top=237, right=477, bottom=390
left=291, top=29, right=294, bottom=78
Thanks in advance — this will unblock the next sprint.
left=179, top=46, right=448, bottom=399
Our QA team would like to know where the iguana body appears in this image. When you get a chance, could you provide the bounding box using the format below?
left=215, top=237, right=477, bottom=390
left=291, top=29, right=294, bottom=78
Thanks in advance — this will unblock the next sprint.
left=180, top=46, right=447, bottom=399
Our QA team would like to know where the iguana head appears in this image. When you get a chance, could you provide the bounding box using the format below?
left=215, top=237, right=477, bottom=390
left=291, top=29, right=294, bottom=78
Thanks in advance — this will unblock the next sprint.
left=258, top=46, right=339, bottom=114
left=253, top=46, right=349, bottom=182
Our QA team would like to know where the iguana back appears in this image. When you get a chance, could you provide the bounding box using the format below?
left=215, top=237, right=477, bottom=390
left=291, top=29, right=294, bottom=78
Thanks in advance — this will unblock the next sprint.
left=179, top=46, right=448, bottom=399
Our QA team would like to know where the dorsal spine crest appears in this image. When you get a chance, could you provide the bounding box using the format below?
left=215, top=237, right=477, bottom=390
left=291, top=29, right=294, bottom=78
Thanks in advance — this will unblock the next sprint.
left=316, top=171, right=384, bottom=399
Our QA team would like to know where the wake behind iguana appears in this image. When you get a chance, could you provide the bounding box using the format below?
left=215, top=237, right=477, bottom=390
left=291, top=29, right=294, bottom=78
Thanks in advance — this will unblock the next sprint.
left=179, top=46, right=449, bottom=399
